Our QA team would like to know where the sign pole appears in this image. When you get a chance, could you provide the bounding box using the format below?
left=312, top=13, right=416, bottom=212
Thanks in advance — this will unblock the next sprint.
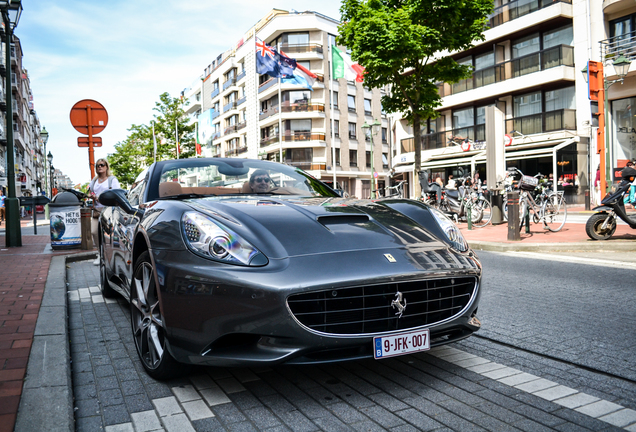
left=87, top=104, right=95, bottom=178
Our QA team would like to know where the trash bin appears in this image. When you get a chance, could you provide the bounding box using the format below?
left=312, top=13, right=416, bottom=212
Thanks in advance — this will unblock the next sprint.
left=48, top=191, right=82, bottom=250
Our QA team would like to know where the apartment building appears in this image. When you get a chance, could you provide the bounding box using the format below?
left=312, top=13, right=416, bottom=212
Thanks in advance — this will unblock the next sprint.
left=602, top=0, right=636, bottom=174
left=390, top=0, right=618, bottom=204
left=182, top=10, right=390, bottom=199
left=0, top=29, right=47, bottom=198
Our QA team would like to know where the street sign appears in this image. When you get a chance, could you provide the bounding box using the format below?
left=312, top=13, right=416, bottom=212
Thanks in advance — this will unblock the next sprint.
left=460, top=140, right=471, bottom=151
left=70, top=100, right=108, bottom=135
left=78, top=137, right=102, bottom=148
left=504, top=134, right=512, bottom=146
left=373, top=172, right=378, bottom=178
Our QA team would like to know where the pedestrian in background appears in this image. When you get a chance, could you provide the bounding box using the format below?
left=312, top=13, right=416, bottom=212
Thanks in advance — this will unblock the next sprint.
left=594, top=164, right=601, bottom=205
left=0, top=189, right=5, bottom=224
left=89, top=158, right=120, bottom=265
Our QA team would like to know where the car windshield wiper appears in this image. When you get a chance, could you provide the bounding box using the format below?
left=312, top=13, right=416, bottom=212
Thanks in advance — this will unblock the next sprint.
left=161, top=193, right=217, bottom=200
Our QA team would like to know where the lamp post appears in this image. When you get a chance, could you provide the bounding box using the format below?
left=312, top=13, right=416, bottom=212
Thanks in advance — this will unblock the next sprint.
left=49, top=164, right=54, bottom=196
left=1, top=0, right=22, bottom=247
left=41, top=127, right=48, bottom=196
left=582, top=54, right=632, bottom=196
left=47, top=151, right=52, bottom=197
left=362, top=119, right=381, bottom=198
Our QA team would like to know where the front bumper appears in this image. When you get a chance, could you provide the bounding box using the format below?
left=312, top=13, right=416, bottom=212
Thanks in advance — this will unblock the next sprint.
left=152, top=246, right=482, bottom=367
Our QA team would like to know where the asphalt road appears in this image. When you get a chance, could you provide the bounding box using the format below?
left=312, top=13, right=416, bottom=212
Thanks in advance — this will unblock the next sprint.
left=65, top=254, right=636, bottom=431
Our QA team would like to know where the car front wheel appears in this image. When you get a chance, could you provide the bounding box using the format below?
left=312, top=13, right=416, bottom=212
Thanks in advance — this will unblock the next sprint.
left=131, top=251, right=181, bottom=380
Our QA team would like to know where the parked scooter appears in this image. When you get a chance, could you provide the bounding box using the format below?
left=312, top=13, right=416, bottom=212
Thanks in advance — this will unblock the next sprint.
left=418, top=171, right=441, bottom=206
left=585, top=166, right=636, bottom=240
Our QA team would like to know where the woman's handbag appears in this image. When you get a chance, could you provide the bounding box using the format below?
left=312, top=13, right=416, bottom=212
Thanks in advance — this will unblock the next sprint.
left=92, top=208, right=101, bottom=219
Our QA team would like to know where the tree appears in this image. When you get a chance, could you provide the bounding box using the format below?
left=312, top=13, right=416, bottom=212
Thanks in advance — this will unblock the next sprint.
left=338, top=0, right=493, bottom=198
left=108, top=92, right=195, bottom=188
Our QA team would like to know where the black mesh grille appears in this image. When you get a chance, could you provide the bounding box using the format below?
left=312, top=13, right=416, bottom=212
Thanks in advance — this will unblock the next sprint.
left=287, top=277, right=477, bottom=335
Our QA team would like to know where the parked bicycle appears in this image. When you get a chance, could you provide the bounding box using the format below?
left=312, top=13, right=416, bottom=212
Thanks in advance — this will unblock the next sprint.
left=512, top=168, right=567, bottom=232
left=382, top=180, right=407, bottom=199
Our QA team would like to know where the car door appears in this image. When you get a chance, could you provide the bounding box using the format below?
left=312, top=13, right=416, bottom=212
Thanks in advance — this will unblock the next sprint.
left=113, top=180, right=145, bottom=292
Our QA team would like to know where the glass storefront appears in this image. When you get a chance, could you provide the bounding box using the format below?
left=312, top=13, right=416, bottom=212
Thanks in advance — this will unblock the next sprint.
left=611, top=97, right=636, bottom=167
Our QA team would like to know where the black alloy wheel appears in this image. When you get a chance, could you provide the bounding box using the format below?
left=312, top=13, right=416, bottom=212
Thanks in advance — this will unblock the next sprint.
left=130, top=251, right=181, bottom=380
left=585, top=213, right=617, bottom=240
left=99, top=234, right=117, bottom=298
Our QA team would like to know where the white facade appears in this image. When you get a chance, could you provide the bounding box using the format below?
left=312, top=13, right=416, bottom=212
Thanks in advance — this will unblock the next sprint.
left=182, top=10, right=391, bottom=199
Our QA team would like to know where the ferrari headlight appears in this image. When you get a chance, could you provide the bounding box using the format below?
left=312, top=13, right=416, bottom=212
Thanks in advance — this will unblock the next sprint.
left=428, top=207, right=469, bottom=252
left=182, top=212, right=268, bottom=266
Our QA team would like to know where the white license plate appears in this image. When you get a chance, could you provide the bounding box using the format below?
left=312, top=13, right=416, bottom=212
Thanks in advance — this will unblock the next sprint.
left=374, top=329, right=430, bottom=359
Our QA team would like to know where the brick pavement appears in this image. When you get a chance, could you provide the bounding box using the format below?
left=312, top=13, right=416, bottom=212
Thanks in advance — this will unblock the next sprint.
left=0, top=221, right=93, bottom=432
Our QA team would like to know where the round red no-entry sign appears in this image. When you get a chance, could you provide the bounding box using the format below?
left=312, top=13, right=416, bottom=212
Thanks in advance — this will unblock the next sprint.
left=70, top=99, right=108, bottom=135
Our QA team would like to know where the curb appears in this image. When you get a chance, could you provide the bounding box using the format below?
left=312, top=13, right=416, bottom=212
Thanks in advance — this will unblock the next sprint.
left=468, top=240, right=636, bottom=252
left=14, top=251, right=96, bottom=432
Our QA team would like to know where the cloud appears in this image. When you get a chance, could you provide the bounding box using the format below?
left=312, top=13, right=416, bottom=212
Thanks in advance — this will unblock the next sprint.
left=17, top=0, right=342, bottom=184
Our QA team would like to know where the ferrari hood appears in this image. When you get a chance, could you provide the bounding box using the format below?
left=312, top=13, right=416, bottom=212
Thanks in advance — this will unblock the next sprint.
left=188, top=197, right=450, bottom=259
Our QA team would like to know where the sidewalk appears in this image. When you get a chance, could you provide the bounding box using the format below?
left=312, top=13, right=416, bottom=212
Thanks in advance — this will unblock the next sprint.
left=460, top=205, right=636, bottom=252
left=2, top=206, right=635, bottom=431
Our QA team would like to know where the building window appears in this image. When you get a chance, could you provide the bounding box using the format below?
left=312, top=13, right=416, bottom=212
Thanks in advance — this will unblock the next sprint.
left=364, top=99, right=372, bottom=116
left=349, top=150, right=357, bottom=167
left=333, top=120, right=339, bottom=138
left=348, top=122, right=357, bottom=139
left=613, top=96, right=636, bottom=165
left=332, top=91, right=338, bottom=109
left=335, top=148, right=341, bottom=166
left=348, top=95, right=356, bottom=113
left=366, top=151, right=371, bottom=168
left=382, top=153, right=389, bottom=169
left=382, top=127, right=387, bottom=143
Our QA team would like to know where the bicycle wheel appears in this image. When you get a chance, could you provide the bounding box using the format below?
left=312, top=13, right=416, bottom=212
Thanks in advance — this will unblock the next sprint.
left=472, top=198, right=492, bottom=228
left=542, top=193, right=567, bottom=232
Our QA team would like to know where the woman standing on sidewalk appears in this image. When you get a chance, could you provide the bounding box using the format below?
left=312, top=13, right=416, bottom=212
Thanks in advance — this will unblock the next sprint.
left=89, top=158, right=120, bottom=265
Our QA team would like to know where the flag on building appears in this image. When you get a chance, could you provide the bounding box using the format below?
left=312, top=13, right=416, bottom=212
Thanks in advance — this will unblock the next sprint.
left=332, top=45, right=364, bottom=82
left=281, top=55, right=317, bottom=90
left=195, top=123, right=202, bottom=156
left=255, top=37, right=296, bottom=78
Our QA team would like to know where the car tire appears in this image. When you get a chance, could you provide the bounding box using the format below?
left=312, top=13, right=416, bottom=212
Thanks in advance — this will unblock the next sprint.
left=585, top=213, right=616, bottom=241
left=99, top=236, right=117, bottom=298
left=130, top=251, right=183, bottom=380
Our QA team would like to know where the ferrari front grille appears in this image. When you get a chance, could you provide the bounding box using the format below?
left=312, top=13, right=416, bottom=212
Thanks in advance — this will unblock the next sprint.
left=287, top=277, right=477, bottom=335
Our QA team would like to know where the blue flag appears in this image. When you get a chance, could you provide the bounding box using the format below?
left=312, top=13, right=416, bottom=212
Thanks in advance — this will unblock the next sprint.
left=255, top=38, right=296, bottom=78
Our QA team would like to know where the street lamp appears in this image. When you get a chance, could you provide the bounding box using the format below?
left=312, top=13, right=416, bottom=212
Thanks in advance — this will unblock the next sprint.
left=49, top=164, right=55, bottom=195
left=47, top=150, right=53, bottom=197
left=581, top=54, right=632, bottom=196
left=1, top=0, right=23, bottom=247
left=41, top=127, right=49, bottom=197
left=362, top=119, right=381, bottom=198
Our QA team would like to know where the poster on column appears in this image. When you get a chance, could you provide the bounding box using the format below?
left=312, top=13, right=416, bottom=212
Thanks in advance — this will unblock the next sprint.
left=50, top=206, right=81, bottom=247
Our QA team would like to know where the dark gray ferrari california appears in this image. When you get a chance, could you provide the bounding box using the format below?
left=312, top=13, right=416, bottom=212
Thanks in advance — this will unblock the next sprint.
left=98, top=158, right=482, bottom=379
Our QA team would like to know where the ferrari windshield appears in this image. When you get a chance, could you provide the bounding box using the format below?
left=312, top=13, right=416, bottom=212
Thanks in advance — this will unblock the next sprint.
left=150, top=158, right=339, bottom=200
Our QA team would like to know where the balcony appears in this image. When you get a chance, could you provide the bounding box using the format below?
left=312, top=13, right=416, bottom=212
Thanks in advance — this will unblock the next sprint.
left=237, top=96, right=246, bottom=106
left=259, top=78, right=278, bottom=93
left=488, top=0, right=572, bottom=29
left=237, top=121, right=246, bottom=131
left=210, top=110, right=220, bottom=120
left=505, top=109, right=576, bottom=135
left=445, top=45, right=574, bottom=96
left=223, top=77, right=236, bottom=91
left=281, top=43, right=323, bottom=54
left=400, top=125, right=486, bottom=153
left=224, top=125, right=238, bottom=135
left=284, top=161, right=327, bottom=171
left=226, top=146, right=248, bottom=157
left=210, top=88, right=220, bottom=99
left=281, top=103, right=325, bottom=114
left=259, top=105, right=279, bottom=121
left=260, top=132, right=326, bottom=147
left=223, top=101, right=237, bottom=113
left=601, top=31, right=636, bottom=63
left=236, top=70, right=246, bottom=82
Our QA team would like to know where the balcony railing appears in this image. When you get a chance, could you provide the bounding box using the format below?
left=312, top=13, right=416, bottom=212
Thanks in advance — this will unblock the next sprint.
left=237, top=96, right=246, bottom=106
left=223, top=101, right=237, bottom=113
left=400, top=125, right=486, bottom=153
left=210, top=88, right=219, bottom=99
left=448, top=45, right=574, bottom=96
left=284, top=161, right=327, bottom=170
left=281, top=43, right=323, bottom=54
left=259, top=78, right=277, bottom=93
left=226, top=146, right=248, bottom=156
left=210, top=110, right=220, bottom=120
left=223, top=77, right=236, bottom=90
left=488, top=0, right=572, bottom=29
left=236, top=69, right=246, bottom=82
left=260, top=132, right=326, bottom=146
left=505, top=109, right=576, bottom=135
left=259, top=105, right=279, bottom=121
left=281, top=103, right=325, bottom=113
left=224, top=124, right=238, bottom=135
left=237, top=121, right=246, bottom=130
left=601, top=30, right=636, bottom=62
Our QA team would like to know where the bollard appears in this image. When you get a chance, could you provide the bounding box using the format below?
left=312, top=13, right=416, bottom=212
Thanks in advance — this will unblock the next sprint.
left=491, top=192, right=504, bottom=225
left=524, top=206, right=530, bottom=234
left=466, top=199, right=472, bottom=230
left=584, top=189, right=590, bottom=210
left=507, top=191, right=520, bottom=241
left=80, top=208, right=93, bottom=250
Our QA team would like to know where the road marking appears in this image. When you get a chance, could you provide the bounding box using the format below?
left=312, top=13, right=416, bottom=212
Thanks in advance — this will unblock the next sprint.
left=489, top=250, right=636, bottom=270
left=431, top=346, right=636, bottom=430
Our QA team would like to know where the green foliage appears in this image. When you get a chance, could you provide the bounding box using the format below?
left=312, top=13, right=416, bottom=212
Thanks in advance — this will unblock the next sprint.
left=108, top=92, right=195, bottom=188
left=338, top=0, right=493, bottom=194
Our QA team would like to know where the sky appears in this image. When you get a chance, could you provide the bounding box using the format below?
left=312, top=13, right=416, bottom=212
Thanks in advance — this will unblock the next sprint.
left=18, top=0, right=343, bottom=185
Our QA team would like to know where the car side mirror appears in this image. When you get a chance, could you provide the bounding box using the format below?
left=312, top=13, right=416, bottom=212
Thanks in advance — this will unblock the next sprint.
left=99, top=189, right=144, bottom=217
